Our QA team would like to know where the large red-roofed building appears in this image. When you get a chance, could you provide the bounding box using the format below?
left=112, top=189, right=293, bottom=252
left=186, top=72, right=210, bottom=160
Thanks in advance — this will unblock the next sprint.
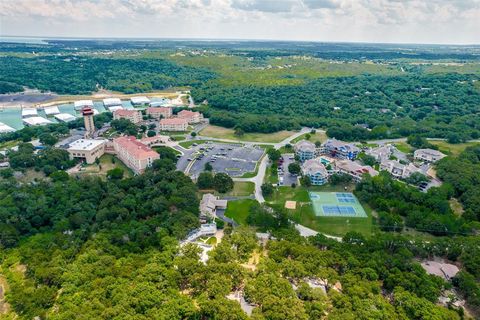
left=159, top=118, right=189, bottom=131
left=113, top=109, right=142, bottom=124
left=113, top=136, right=160, bottom=174
left=177, top=110, right=203, bottom=124
left=146, top=107, right=172, bottom=119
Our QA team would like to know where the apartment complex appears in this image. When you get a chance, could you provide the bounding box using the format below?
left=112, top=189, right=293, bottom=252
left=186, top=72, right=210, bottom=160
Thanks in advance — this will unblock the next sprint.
left=380, top=160, right=421, bottom=179
left=335, top=160, right=378, bottom=182
left=113, top=136, right=160, bottom=174
left=113, top=109, right=142, bottom=124
left=302, top=158, right=329, bottom=185
left=159, top=118, right=189, bottom=131
left=178, top=110, right=203, bottom=124
left=414, top=149, right=446, bottom=163
left=366, top=145, right=394, bottom=162
left=68, top=139, right=107, bottom=164
left=294, top=140, right=317, bottom=162
left=146, top=107, right=173, bottom=119
left=323, top=138, right=360, bottom=160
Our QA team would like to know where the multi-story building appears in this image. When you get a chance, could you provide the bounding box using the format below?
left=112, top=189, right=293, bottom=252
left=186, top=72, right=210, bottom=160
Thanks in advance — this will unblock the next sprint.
left=140, top=135, right=170, bottom=147
left=366, top=144, right=394, bottom=163
left=380, top=159, right=421, bottom=179
left=302, top=158, right=329, bottom=185
left=146, top=107, right=172, bottom=119
left=414, top=149, right=446, bottom=163
left=113, top=109, right=142, bottom=124
left=335, top=160, right=378, bottom=182
left=323, top=138, right=360, bottom=160
left=113, top=136, right=160, bottom=174
left=68, top=139, right=107, bottom=164
left=159, top=118, right=189, bottom=131
left=177, top=110, right=203, bottom=124
left=294, top=140, right=317, bottom=162
left=82, top=107, right=95, bottom=138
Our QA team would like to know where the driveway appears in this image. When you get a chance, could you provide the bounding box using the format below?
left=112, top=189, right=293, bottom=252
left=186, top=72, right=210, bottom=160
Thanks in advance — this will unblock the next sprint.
left=216, top=209, right=238, bottom=227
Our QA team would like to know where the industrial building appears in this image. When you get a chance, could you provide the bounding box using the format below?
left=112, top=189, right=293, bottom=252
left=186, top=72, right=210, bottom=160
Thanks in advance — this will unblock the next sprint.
left=74, top=100, right=94, bottom=111
left=23, top=116, right=52, bottom=126
left=130, top=96, right=150, bottom=106
left=54, top=113, right=76, bottom=123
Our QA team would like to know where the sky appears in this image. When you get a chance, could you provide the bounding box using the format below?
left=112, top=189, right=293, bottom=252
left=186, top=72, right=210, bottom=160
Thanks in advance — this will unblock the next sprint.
left=0, top=0, right=479, bottom=44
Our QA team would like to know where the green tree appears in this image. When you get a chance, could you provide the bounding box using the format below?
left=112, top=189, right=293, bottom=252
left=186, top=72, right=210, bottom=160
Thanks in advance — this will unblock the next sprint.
left=213, top=173, right=234, bottom=193
left=267, top=148, right=281, bottom=162
left=107, top=167, right=124, bottom=180
left=261, top=183, right=274, bottom=197
left=204, top=162, right=213, bottom=171
left=39, top=133, right=58, bottom=146
left=288, top=162, right=301, bottom=175
left=197, top=172, right=214, bottom=189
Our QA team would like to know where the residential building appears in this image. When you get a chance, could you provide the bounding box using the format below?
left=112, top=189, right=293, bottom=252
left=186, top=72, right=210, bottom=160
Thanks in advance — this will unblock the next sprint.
left=74, top=100, right=94, bottom=111
left=323, top=138, right=360, bottom=160
left=130, top=96, right=150, bottom=106
left=146, top=107, right=172, bottom=119
left=68, top=139, right=107, bottom=164
left=113, top=109, right=142, bottom=124
left=200, top=193, right=228, bottom=219
left=335, top=160, right=378, bottom=182
left=140, top=135, right=170, bottom=147
left=414, top=149, right=446, bottom=163
left=82, top=107, right=95, bottom=138
left=159, top=118, right=188, bottom=131
left=177, top=110, right=203, bottom=124
left=366, top=144, right=394, bottom=162
left=302, top=158, right=329, bottom=185
left=294, top=140, right=316, bottom=162
left=113, top=136, right=160, bottom=174
left=380, top=160, right=421, bottom=179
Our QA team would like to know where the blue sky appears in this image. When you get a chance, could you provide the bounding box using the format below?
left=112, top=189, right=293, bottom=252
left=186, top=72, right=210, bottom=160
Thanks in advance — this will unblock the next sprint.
left=0, top=0, right=479, bottom=44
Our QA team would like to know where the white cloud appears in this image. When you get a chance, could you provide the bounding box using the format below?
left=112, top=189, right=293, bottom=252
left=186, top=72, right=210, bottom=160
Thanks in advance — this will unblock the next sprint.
left=0, top=0, right=479, bottom=43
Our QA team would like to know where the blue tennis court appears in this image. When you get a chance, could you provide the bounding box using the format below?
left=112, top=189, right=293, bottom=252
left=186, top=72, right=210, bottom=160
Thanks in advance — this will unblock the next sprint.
left=309, top=192, right=367, bottom=218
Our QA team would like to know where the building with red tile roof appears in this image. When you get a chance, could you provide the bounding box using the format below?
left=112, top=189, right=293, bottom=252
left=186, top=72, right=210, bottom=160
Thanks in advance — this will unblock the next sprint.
left=146, top=107, right=172, bottom=119
left=113, top=136, right=160, bottom=174
left=113, top=109, right=142, bottom=124
left=177, top=109, right=203, bottom=124
left=159, top=118, right=189, bottom=131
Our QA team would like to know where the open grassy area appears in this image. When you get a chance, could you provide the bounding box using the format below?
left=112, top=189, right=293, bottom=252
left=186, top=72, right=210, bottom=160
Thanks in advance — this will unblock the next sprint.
left=153, top=146, right=181, bottom=155
left=265, top=183, right=374, bottom=237
left=220, top=181, right=255, bottom=197
left=76, top=154, right=133, bottom=179
left=428, top=140, right=480, bottom=156
left=199, top=125, right=296, bottom=143
left=225, top=199, right=258, bottom=225
left=0, top=139, right=20, bottom=150
left=265, top=165, right=279, bottom=185
left=178, top=140, right=209, bottom=148
left=291, top=131, right=328, bottom=144
left=393, top=142, right=413, bottom=154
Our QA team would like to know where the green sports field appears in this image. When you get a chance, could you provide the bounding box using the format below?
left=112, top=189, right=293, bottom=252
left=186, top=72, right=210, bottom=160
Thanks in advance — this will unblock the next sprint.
left=309, top=192, right=367, bottom=218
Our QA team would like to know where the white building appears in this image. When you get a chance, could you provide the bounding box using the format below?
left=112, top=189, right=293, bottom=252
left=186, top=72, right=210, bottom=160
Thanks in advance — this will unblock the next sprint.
left=108, top=105, right=124, bottom=112
left=0, top=122, right=15, bottom=134
left=380, top=160, right=421, bottom=179
left=302, top=158, right=329, bottom=185
left=335, top=160, right=378, bottom=182
left=414, top=149, right=446, bottom=163
left=130, top=96, right=150, bottom=106
left=44, top=106, right=60, bottom=116
left=21, top=107, right=38, bottom=118
left=294, top=140, right=317, bottom=162
left=74, top=100, right=94, bottom=111
left=67, top=139, right=107, bottom=164
left=103, top=98, right=122, bottom=107
left=54, top=113, right=76, bottom=123
left=366, top=145, right=394, bottom=163
left=23, top=116, right=52, bottom=126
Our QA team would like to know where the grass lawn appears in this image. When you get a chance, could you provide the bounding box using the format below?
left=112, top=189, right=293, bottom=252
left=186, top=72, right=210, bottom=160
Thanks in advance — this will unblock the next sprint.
left=200, top=125, right=296, bottom=143
left=0, top=139, right=20, bottom=150
left=76, top=154, right=133, bottom=179
left=219, top=181, right=255, bottom=197
left=265, top=165, right=279, bottom=185
left=291, top=131, right=328, bottom=144
left=265, top=183, right=375, bottom=237
left=178, top=140, right=209, bottom=148
left=225, top=199, right=258, bottom=225
left=153, top=146, right=181, bottom=155
left=394, top=142, right=413, bottom=154
left=428, top=140, right=479, bottom=156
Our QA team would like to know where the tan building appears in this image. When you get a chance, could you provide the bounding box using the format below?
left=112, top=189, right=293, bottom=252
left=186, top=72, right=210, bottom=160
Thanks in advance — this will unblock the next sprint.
left=68, top=139, right=107, bottom=164
left=159, top=118, right=189, bottom=131
left=113, top=109, right=142, bottom=124
left=140, top=135, right=170, bottom=147
left=178, top=110, right=203, bottom=124
left=113, top=136, right=160, bottom=174
left=414, top=149, right=446, bottom=163
left=335, top=160, right=378, bottom=182
left=200, top=193, right=228, bottom=220
left=146, top=107, right=172, bottom=119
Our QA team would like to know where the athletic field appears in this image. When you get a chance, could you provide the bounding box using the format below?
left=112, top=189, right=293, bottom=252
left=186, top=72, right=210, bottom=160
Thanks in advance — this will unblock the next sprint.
left=309, top=192, right=367, bottom=218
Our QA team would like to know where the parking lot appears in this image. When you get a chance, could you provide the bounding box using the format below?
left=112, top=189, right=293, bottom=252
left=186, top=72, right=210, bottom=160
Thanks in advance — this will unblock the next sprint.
left=278, top=153, right=298, bottom=186
left=177, top=142, right=264, bottom=178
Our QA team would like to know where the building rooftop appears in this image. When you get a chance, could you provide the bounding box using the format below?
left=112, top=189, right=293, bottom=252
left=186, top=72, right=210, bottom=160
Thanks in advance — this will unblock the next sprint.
left=114, top=136, right=159, bottom=160
left=149, top=99, right=170, bottom=107
left=336, top=159, right=378, bottom=176
left=324, top=138, right=360, bottom=153
left=295, top=140, right=316, bottom=153
left=147, top=106, right=171, bottom=113
left=44, top=106, right=60, bottom=115
left=54, top=113, right=77, bottom=122
left=74, top=100, right=94, bottom=108
left=178, top=109, right=200, bottom=118
left=68, top=139, right=107, bottom=151
left=0, top=122, right=15, bottom=133
left=130, top=96, right=150, bottom=104
left=302, top=158, right=328, bottom=176
left=108, top=105, right=124, bottom=112
left=103, top=98, right=122, bottom=106
left=114, top=109, right=140, bottom=117
left=21, top=107, right=38, bottom=118
left=160, top=118, right=188, bottom=125
left=23, top=116, right=52, bottom=126
left=414, top=148, right=446, bottom=158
